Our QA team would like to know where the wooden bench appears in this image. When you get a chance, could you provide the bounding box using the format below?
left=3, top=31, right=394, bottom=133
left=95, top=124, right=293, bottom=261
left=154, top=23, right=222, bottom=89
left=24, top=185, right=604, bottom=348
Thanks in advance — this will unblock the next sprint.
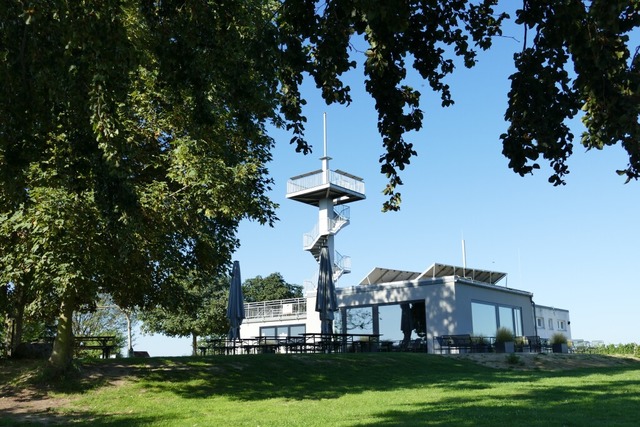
left=75, top=336, right=117, bottom=359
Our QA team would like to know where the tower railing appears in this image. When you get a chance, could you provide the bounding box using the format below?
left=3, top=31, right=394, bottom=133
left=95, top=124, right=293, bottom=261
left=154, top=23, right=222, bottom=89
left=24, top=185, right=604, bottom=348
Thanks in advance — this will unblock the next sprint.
left=303, top=205, right=351, bottom=251
left=287, top=169, right=365, bottom=195
left=333, top=250, right=351, bottom=281
left=244, top=298, right=308, bottom=322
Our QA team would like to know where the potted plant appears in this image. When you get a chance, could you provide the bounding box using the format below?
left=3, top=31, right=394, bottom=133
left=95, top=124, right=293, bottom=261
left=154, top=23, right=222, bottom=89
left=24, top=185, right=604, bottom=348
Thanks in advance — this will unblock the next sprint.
left=472, top=335, right=490, bottom=353
left=494, top=327, right=515, bottom=353
left=550, top=332, right=569, bottom=353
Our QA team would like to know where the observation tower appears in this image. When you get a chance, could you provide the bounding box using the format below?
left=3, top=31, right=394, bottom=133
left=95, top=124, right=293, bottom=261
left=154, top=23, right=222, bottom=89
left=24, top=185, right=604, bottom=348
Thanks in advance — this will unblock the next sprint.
left=285, top=115, right=366, bottom=282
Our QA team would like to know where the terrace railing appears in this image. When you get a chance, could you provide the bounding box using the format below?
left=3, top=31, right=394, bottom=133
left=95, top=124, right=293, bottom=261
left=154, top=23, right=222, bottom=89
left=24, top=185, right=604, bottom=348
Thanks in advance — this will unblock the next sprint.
left=244, top=298, right=307, bottom=322
left=287, top=169, right=365, bottom=195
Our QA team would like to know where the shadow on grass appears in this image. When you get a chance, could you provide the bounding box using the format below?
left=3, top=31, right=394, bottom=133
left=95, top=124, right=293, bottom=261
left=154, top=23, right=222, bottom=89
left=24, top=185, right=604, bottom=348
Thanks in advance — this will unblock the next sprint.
left=134, top=353, right=495, bottom=401
left=366, top=377, right=640, bottom=426
left=118, top=353, right=640, bottom=403
left=3, top=354, right=640, bottom=426
left=0, top=410, right=161, bottom=427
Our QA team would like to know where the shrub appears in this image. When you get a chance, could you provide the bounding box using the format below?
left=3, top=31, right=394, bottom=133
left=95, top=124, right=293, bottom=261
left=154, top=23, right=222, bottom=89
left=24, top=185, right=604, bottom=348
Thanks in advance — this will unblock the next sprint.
left=550, top=333, right=568, bottom=345
left=505, top=353, right=522, bottom=366
left=495, top=327, right=514, bottom=343
left=472, top=335, right=488, bottom=344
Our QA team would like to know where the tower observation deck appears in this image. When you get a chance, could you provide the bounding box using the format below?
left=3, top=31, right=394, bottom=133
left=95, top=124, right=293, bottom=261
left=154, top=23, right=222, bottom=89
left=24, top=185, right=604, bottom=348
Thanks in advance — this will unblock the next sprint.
left=285, top=116, right=366, bottom=283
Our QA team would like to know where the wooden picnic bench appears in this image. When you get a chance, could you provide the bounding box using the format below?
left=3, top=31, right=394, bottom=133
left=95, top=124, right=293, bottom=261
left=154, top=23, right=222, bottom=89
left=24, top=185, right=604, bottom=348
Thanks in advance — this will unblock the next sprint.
left=75, top=335, right=117, bottom=359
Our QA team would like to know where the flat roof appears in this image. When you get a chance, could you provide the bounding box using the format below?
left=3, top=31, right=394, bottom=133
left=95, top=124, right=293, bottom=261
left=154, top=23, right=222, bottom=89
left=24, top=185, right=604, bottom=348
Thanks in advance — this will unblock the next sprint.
left=359, top=263, right=507, bottom=286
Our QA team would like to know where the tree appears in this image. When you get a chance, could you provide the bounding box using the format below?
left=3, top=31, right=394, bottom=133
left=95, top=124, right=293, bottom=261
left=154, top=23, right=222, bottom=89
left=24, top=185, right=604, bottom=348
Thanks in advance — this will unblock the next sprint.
left=242, top=273, right=303, bottom=303
left=139, top=274, right=230, bottom=356
left=140, top=272, right=301, bottom=355
left=0, top=1, right=278, bottom=371
left=501, top=1, right=640, bottom=186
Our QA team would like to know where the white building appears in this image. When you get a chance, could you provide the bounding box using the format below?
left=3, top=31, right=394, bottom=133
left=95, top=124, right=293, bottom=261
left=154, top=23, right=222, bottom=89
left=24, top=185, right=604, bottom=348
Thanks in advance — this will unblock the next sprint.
left=534, top=304, right=572, bottom=341
left=241, top=262, right=571, bottom=353
left=240, top=127, right=571, bottom=352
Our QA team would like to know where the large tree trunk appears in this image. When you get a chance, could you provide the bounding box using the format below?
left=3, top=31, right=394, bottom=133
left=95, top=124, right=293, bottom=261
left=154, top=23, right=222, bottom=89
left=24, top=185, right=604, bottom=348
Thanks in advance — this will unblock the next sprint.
left=192, top=332, right=197, bottom=356
left=11, top=303, right=24, bottom=355
left=7, top=283, right=26, bottom=356
left=49, top=292, right=75, bottom=372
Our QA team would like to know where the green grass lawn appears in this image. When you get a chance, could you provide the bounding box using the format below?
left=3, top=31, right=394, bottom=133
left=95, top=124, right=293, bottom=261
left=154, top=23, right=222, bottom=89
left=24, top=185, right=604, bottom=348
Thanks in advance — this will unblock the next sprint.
left=2, top=353, right=640, bottom=426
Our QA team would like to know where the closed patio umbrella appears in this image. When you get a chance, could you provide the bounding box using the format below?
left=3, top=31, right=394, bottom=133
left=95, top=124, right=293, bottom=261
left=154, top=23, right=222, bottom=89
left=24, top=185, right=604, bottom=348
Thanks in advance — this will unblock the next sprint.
left=226, top=261, right=245, bottom=341
left=315, top=247, right=337, bottom=335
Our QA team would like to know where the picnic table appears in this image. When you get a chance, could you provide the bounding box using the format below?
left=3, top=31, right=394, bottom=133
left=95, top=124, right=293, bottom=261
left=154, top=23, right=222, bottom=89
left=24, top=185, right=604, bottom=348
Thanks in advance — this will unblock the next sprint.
left=301, top=333, right=382, bottom=353
left=75, top=335, right=117, bottom=359
left=200, top=334, right=382, bottom=355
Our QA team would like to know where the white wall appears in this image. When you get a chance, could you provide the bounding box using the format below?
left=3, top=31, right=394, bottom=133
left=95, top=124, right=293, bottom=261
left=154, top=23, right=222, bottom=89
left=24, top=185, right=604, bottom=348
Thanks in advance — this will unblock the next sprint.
left=534, top=305, right=571, bottom=340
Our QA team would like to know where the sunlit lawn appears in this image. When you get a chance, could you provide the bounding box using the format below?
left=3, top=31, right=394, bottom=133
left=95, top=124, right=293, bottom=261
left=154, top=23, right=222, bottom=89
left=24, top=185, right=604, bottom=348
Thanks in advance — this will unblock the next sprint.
left=2, top=353, right=640, bottom=426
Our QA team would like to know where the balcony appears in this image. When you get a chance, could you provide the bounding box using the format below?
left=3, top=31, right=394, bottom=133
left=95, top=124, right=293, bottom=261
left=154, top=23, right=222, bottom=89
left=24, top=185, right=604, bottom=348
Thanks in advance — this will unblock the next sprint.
left=244, top=298, right=307, bottom=323
left=286, top=169, right=365, bottom=206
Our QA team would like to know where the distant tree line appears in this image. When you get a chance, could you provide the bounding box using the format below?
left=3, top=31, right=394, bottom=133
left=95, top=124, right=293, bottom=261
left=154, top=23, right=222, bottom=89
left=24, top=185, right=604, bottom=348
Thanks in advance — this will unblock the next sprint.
left=577, top=343, right=640, bottom=357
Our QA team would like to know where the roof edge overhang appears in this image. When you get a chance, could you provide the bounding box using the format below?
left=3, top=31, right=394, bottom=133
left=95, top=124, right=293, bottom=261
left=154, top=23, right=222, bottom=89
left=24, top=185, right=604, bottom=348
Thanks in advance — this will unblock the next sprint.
left=418, top=262, right=508, bottom=285
left=358, top=263, right=508, bottom=287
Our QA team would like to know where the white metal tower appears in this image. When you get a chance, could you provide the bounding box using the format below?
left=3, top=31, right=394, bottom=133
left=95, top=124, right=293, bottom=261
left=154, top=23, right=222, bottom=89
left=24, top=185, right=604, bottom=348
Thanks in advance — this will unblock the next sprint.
left=285, top=115, right=366, bottom=282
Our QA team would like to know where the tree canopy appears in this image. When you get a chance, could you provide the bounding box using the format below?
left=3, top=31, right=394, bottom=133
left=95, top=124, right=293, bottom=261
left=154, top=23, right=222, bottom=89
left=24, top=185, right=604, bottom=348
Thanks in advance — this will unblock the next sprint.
left=0, top=0, right=279, bottom=368
left=276, top=0, right=639, bottom=208
left=139, top=272, right=300, bottom=355
left=242, top=273, right=303, bottom=302
left=501, top=1, right=640, bottom=186
left=140, top=274, right=229, bottom=355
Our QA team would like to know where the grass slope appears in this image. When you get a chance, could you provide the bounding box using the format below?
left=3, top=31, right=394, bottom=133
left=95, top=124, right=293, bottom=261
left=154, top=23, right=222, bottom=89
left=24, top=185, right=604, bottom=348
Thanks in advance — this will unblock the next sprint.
left=1, top=353, right=640, bottom=426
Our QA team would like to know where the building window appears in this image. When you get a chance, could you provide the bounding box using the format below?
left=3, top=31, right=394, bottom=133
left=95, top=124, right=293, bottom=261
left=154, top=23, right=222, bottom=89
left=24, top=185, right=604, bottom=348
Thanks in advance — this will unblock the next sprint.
left=557, top=320, right=566, bottom=330
left=471, top=302, right=497, bottom=337
left=260, top=324, right=306, bottom=337
left=537, top=317, right=544, bottom=329
left=472, top=302, right=523, bottom=337
left=548, top=318, right=554, bottom=330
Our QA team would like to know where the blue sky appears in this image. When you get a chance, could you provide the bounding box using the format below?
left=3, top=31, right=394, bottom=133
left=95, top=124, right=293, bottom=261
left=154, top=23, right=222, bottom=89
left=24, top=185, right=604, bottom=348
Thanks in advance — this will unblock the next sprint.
left=138, top=9, right=640, bottom=356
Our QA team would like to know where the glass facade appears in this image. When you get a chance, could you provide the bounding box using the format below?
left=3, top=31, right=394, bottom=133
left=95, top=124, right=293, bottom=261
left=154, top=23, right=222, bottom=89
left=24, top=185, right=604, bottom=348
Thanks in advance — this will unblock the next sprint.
left=472, top=301, right=523, bottom=336
left=260, top=324, right=306, bottom=337
left=471, top=302, right=497, bottom=337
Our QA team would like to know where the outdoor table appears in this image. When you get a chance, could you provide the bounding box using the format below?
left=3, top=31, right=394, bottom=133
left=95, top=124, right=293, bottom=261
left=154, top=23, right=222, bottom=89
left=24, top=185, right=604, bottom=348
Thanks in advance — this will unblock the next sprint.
left=205, top=338, right=249, bottom=355
left=251, top=336, right=282, bottom=354
left=74, top=335, right=117, bottom=359
left=301, top=333, right=381, bottom=353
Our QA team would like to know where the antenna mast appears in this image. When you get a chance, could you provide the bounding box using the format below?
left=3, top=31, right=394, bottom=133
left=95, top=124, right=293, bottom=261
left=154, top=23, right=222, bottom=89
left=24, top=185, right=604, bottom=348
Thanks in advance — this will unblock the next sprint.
left=461, top=235, right=467, bottom=276
left=323, top=112, right=328, bottom=157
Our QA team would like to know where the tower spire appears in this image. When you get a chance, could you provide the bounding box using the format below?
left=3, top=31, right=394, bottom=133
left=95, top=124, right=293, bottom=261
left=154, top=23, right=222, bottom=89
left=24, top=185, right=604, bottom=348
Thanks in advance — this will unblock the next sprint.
left=321, top=112, right=331, bottom=182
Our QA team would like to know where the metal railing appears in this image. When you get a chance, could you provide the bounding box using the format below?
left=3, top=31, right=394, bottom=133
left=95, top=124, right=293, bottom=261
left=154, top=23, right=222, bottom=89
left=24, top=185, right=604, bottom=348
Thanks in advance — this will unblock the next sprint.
left=333, top=250, right=351, bottom=282
left=303, top=205, right=350, bottom=250
left=334, top=251, right=351, bottom=273
left=303, top=222, right=321, bottom=250
left=287, top=169, right=365, bottom=195
left=244, top=298, right=307, bottom=322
